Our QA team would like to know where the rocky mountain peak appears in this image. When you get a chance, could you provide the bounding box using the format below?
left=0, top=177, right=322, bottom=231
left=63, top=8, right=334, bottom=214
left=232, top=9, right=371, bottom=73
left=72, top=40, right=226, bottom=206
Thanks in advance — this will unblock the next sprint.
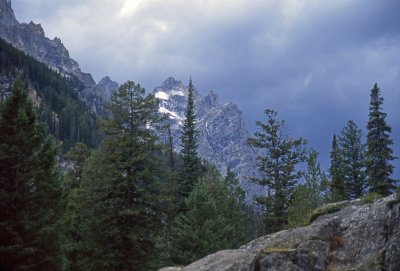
left=153, top=77, right=262, bottom=202
left=0, top=0, right=262, bottom=203
left=161, top=76, right=185, bottom=91
left=0, top=1, right=96, bottom=89
left=80, top=76, right=119, bottom=115
left=98, top=76, right=118, bottom=90
left=26, top=21, right=45, bottom=36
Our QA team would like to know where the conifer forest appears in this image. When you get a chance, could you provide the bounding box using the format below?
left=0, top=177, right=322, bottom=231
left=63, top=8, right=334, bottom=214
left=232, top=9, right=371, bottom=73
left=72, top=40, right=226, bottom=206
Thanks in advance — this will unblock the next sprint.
left=0, top=35, right=398, bottom=270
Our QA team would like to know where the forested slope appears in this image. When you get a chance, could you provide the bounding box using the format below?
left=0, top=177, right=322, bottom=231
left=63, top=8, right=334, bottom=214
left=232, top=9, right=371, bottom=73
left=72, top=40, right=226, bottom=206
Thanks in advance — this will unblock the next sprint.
left=0, top=38, right=98, bottom=151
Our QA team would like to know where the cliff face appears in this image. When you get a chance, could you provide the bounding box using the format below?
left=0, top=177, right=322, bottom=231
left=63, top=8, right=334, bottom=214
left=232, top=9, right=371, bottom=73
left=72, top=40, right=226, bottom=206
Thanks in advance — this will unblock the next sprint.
left=160, top=195, right=400, bottom=270
left=0, top=0, right=96, bottom=88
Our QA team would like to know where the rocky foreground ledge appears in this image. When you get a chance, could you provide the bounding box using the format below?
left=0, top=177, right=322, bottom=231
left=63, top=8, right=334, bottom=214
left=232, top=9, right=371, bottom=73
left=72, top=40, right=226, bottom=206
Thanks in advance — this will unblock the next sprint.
left=160, top=195, right=400, bottom=270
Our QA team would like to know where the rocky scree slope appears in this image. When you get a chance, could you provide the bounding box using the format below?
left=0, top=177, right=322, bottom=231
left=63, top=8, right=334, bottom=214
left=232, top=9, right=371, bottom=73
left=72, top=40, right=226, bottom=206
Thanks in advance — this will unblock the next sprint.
left=160, top=194, right=400, bottom=271
left=154, top=77, right=263, bottom=202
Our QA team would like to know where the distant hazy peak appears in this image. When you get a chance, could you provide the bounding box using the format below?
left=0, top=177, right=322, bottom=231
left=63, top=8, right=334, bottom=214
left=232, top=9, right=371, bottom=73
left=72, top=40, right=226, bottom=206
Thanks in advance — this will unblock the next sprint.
left=98, top=76, right=118, bottom=88
left=161, top=77, right=185, bottom=91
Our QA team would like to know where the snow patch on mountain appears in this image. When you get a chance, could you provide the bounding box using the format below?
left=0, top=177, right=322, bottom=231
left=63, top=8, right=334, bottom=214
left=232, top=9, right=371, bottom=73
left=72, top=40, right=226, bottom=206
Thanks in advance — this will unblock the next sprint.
left=155, top=91, right=170, bottom=100
left=159, top=106, right=184, bottom=123
left=171, top=90, right=185, bottom=96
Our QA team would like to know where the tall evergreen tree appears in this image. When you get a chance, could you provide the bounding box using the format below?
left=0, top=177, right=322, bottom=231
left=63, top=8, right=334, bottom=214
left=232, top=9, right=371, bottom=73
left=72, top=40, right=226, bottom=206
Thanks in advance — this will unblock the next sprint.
left=61, top=143, right=91, bottom=270
left=0, top=80, right=63, bottom=271
left=177, top=78, right=202, bottom=209
left=79, top=81, right=163, bottom=270
left=338, top=120, right=367, bottom=199
left=329, top=134, right=346, bottom=201
left=156, top=124, right=179, bottom=267
left=170, top=166, right=252, bottom=265
left=247, top=109, right=307, bottom=233
left=365, top=83, right=396, bottom=196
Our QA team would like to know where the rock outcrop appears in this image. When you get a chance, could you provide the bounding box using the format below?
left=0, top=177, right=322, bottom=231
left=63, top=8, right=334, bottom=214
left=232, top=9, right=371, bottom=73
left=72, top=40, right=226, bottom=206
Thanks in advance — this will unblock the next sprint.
left=81, top=76, right=119, bottom=115
left=0, top=0, right=95, bottom=88
left=154, top=77, right=263, bottom=202
left=160, top=195, right=400, bottom=270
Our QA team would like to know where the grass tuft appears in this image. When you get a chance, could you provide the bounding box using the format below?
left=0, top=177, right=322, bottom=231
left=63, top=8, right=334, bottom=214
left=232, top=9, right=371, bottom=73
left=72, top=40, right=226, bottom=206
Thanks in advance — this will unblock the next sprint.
left=359, top=192, right=382, bottom=205
left=309, top=201, right=349, bottom=223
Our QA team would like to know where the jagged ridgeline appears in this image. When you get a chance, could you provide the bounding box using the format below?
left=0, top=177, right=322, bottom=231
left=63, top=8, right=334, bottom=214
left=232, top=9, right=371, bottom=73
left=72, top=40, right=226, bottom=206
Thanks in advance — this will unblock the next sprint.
left=0, top=37, right=98, bottom=151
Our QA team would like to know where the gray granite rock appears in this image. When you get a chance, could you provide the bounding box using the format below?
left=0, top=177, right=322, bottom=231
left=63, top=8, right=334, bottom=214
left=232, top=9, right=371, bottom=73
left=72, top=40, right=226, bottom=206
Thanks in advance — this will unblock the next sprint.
left=81, top=76, right=119, bottom=115
left=161, top=195, right=400, bottom=270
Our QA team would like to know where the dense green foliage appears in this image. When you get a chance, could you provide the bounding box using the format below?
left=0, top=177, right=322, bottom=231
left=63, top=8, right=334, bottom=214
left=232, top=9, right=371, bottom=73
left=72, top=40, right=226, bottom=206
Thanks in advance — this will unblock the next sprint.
left=338, top=120, right=367, bottom=199
left=61, top=143, right=91, bottom=271
left=73, top=81, right=163, bottom=270
left=328, top=120, right=367, bottom=202
left=329, top=134, right=346, bottom=201
left=0, top=38, right=98, bottom=151
left=170, top=167, right=252, bottom=265
left=0, top=80, right=64, bottom=270
left=247, top=109, right=307, bottom=233
left=366, top=83, right=396, bottom=196
left=287, top=150, right=328, bottom=228
left=177, top=78, right=202, bottom=210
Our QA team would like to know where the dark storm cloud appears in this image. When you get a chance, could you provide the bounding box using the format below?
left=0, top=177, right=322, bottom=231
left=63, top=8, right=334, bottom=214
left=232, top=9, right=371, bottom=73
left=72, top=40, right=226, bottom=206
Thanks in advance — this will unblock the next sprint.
left=11, top=0, right=400, bottom=172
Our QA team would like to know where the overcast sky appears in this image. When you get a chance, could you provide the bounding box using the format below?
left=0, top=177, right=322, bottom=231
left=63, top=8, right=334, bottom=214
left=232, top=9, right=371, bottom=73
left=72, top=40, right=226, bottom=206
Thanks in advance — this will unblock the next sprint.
left=12, top=0, right=400, bottom=174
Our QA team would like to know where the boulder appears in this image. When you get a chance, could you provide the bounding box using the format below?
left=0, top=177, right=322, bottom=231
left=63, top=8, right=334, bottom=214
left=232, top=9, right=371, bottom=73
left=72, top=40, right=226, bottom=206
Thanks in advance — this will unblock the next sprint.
left=161, top=195, right=400, bottom=270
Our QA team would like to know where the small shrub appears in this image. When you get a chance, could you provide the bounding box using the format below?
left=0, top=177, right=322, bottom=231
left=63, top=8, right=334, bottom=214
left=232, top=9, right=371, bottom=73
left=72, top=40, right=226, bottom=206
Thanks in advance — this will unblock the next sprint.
left=359, top=192, right=382, bottom=205
left=309, top=201, right=349, bottom=223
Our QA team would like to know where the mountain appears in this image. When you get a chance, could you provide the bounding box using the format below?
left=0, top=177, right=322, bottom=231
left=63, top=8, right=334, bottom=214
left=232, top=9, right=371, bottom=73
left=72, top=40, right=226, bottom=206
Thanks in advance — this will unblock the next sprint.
left=0, top=0, right=121, bottom=115
left=160, top=194, right=400, bottom=270
left=154, top=77, right=263, bottom=202
left=81, top=76, right=119, bottom=115
left=0, top=0, right=95, bottom=88
left=0, top=37, right=98, bottom=151
left=0, top=1, right=262, bottom=200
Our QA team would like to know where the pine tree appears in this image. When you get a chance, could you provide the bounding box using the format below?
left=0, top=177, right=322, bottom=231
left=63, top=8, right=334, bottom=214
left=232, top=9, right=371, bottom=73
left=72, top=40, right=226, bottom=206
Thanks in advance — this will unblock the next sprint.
left=177, top=78, right=202, bottom=209
left=366, top=83, right=396, bottom=196
left=156, top=124, right=179, bottom=267
left=338, top=120, right=367, bottom=199
left=61, top=143, right=91, bottom=270
left=247, top=109, right=307, bottom=233
left=170, top=166, right=252, bottom=265
left=329, top=134, right=346, bottom=201
left=288, top=149, right=328, bottom=228
left=0, top=79, right=63, bottom=271
left=79, top=81, right=163, bottom=270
